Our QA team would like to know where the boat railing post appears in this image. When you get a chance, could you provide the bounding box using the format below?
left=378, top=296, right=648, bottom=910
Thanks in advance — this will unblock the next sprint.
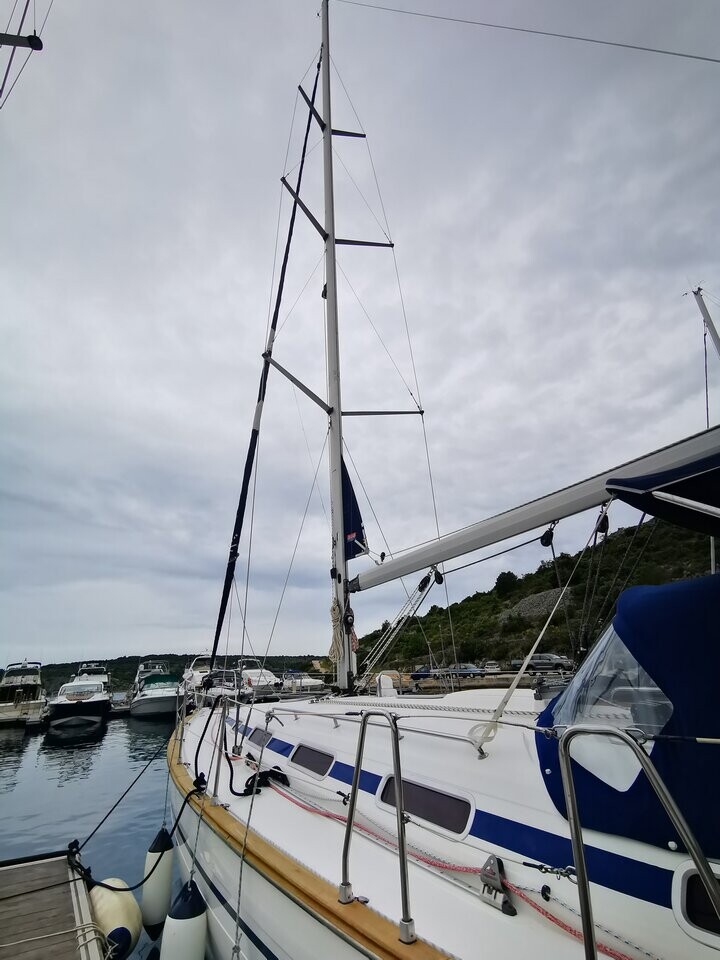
left=559, top=724, right=720, bottom=960
left=212, top=697, right=227, bottom=801
left=175, top=687, right=187, bottom=748
left=338, top=710, right=416, bottom=944
left=233, top=697, right=241, bottom=753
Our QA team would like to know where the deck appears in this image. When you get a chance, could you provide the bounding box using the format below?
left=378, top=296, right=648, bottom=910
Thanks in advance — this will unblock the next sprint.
left=0, top=853, right=103, bottom=959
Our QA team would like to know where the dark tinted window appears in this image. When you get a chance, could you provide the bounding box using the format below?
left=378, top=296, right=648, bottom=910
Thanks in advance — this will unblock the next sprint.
left=291, top=744, right=334, bottom=777
left=381, top=777, right=471, bottom=833
left=248, top=728, right=272, bottom=748
left=687, top=873, right=720, bottom=934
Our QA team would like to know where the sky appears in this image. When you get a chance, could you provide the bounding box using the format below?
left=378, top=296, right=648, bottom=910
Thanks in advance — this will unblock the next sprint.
left=1, top=0, right=719, bottom=668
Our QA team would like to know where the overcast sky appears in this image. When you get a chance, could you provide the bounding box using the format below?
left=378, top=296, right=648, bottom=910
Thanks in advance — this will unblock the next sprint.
left=1, top=0, right=719, bottom=668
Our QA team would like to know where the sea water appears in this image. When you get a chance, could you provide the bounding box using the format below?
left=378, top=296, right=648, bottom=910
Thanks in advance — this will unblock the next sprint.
left=0, top=717, right=178, bottom=958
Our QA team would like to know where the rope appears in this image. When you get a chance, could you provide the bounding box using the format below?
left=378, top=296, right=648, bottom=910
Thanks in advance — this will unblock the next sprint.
left=80, top=734, right=169, bottom=850
left=502, top=880, right=635, bottom=960
left=266, top=778, right=637, bottom=960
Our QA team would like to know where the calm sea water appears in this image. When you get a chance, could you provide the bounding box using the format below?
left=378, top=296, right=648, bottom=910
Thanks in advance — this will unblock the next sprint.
left=0, top=717, right=177, bottom=959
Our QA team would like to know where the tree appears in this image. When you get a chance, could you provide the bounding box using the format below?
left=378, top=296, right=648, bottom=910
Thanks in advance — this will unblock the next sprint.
left=495, top=570, right=519, bottom=598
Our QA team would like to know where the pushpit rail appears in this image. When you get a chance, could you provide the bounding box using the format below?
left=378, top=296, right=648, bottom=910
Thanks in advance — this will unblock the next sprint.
left=558, top=723, right=720, bottom=960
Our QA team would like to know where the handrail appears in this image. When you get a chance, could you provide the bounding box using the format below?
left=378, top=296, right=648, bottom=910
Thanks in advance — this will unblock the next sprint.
left=558, top=724, right=720, bottom=960
left=338, top=710, right=416, bottom=944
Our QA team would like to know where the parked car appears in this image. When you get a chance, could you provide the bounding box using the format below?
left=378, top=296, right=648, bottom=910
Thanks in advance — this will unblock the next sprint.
left=409, top=664, right=436, bottom=681
left=482, top=660, right=501, bottom=674
left=441, top=662, right=484, bottom=679
left=282, top=671, right=324, bottom=691
left=510, top=653, right=573, bottom=673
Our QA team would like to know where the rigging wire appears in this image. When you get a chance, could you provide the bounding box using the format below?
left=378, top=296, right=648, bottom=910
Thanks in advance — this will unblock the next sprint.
left=0, top=0, right=30, bottom=99
left=342, top=438, right=436, bottom=656
left=0, top=0, right=53, bottom=110
left=4, top=0, right=21, bottom=31
left=336, top=0, right=720, bottom=67
left=263, top=429, right=330, bottom=654
left=275, top=251, right=325, bottom=338
left=442, top=534, right=542, bottom=576
left=332, top=145, right=391, bottom=241
left=336, top=258, right=419, bottom=403
left=265, top=91, right=300, bottom=342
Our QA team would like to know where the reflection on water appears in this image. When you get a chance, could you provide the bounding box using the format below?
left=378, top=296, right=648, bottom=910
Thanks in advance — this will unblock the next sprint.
left=40, top=723, right=108, bottom=782
left=0, top=716, right=176, bottom=957
left=0, top=726, right=30, bottom=795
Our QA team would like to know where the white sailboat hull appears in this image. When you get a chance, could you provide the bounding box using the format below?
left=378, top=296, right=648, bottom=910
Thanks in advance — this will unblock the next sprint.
left=170, top=694, right=718, bottom=960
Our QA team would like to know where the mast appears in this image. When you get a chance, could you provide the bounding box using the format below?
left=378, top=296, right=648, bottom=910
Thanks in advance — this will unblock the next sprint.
left=692, top=287, right=718, bottom=573
left=322, top=0, right=355, bottom=689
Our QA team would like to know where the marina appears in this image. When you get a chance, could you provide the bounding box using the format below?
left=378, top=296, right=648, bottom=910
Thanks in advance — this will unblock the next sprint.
left=2, top=1, right=720, bottom=959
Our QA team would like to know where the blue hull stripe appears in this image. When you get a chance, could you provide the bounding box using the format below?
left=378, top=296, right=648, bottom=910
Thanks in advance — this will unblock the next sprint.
left=176, top=823, right=280, bottom=960
left=470, top=808, right=671, bottom=907
left=241, top=725, right=673, bottom=908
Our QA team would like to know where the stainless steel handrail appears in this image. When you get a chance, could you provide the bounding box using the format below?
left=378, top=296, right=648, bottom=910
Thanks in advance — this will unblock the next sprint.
left=558, top=724, right=720, bottom=960
left=338, top=710, right=416, bottom=944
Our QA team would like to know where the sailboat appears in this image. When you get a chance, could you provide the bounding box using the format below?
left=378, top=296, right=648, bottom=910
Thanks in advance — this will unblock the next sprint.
left=167, top=3, right=720, bottom=958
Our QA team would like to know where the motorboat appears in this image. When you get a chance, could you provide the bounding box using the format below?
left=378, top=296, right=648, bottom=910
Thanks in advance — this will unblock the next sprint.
left=74, top=662, right=111, bottom=689
left=46, top=678, right=111, bottom=731
left=0, top=660, right=46, bottom=727
left=281, top=671, right=325, bottom=692
left=129, top=672, right=179, bottom=719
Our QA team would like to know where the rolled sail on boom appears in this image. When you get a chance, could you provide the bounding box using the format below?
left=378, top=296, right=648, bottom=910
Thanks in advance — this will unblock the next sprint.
left=348, top=425, right=720, bottom=593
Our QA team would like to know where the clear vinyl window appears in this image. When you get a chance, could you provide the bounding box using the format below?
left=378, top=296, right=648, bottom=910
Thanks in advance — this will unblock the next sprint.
left=552, top=625, right=672, bottom=736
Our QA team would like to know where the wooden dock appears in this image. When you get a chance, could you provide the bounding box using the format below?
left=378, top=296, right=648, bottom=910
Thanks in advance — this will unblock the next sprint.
left=0, top=852, right=104, bottom=959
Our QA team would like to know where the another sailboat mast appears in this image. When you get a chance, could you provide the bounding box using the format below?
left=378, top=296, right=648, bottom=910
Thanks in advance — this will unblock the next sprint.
left=322, top=0, right=355, bottom=689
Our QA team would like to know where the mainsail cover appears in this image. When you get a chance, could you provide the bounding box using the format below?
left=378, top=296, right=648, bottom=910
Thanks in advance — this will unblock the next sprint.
left=342, top=458, right=367, bottom=561
left=607, top=450, right=720, bottom=536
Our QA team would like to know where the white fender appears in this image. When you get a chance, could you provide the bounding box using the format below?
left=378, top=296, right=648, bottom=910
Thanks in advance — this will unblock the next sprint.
left=90, top=878, right=142, bottom=960
left=159, top=879, right=207, bottom=960
left=141, top=826, right=175, bottom=939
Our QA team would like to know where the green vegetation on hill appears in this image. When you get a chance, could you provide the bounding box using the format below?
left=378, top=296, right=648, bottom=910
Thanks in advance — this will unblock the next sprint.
left=355, top=519, right=713, bottom=671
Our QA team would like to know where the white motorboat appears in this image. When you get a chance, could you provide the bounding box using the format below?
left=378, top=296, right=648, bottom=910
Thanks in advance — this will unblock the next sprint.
left=74, top=662, right=111, bottom=689
left=281, top=671, right=325, bottom=692
left=129, top=672, right=179, bottom=719
left=46, top=678, right=111, bottom=731
left=0, top=660, right=46, bottom=727
left=167, top=4, right=720, bottom=959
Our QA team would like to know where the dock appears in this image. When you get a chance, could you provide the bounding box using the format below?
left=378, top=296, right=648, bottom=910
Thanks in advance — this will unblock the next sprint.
left=0, top=852, right=104, bottom=959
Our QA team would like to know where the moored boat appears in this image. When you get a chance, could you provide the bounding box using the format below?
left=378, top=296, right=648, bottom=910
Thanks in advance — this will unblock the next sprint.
left=0, top=660, right=46, bottom=727
left=47, top=678, right=112, bottom=731
left=167, top=3, right=720, bottom=958
left=129, top=673, right=179, bottom=719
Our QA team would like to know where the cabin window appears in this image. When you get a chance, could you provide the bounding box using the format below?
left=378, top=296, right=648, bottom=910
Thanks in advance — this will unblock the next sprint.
left=380, top=777, right=471, bottom=834
left=248, top=728, right=272, bottom=748
left=685, top=872, right=720, bottom=935
left=290, top=744, right=333, bottom=777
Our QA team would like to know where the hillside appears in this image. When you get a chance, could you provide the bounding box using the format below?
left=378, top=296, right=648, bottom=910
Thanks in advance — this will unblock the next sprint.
left=355, top=518, right=713, bottom=671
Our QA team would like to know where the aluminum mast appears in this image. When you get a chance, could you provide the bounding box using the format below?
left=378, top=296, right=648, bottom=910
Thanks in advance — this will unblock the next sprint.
left=322, top=0, right=355, bottom=688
